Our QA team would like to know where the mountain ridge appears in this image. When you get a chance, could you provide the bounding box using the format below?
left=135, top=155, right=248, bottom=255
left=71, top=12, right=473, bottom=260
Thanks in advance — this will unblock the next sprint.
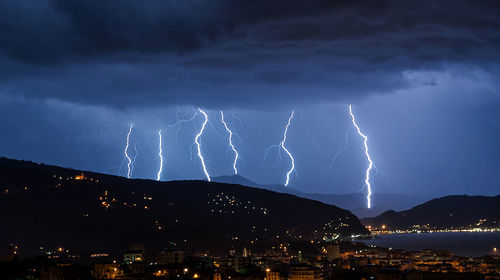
left=0, top=157, right=368, bottom=258
left=361, top=194, right=500, bottom=230
left=212, top=174, right=429, bottom=217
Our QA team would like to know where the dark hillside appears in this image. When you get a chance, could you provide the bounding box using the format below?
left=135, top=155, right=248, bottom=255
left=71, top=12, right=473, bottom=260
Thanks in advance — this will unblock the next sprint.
left=0, top=157, right=368, bottom=258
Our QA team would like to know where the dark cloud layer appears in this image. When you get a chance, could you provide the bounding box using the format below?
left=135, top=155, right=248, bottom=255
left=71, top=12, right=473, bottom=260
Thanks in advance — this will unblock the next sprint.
left=1, top=0, right=371, bottom=61
left=0, top=0, right=499, bottom=108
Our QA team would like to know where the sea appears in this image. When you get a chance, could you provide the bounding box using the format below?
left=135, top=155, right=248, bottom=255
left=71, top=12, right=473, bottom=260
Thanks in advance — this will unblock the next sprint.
left=359, top=231, right=500, bottom=257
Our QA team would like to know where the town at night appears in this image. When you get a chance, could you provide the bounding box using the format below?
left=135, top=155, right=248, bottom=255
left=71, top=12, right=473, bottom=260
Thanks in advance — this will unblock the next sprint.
left=0, top=0, right=499, bottom=279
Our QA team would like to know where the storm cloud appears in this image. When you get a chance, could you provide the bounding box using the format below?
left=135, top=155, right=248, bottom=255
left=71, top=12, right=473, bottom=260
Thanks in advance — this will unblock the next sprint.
left=1, top=0, right=499, bottom=108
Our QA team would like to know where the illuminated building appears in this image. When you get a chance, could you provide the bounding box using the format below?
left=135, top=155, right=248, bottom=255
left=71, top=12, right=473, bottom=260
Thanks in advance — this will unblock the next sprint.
left=40, top=264, right=81, bottom=280
left=123, top=243, right=145, bottom=265
left=266, top=270, right=281, bottom=280
left=326, top=244, right=340, bottom=261
left=289, top=264, right=319, bottom=280
left=233, top=256, right=251, bottom=273
left=243, top=247, right=249, bottom=257
left=156, top=249, right=185, bottom=265
left=127, top=263, right=146, bottom=275
left=124, top=248, right=144, bottom=265
left=93, top=263, right=121, bottom=279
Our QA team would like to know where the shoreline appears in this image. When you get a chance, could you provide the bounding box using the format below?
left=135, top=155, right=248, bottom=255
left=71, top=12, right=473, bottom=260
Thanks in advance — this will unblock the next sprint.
left=368, top=228, right=500, bottom=235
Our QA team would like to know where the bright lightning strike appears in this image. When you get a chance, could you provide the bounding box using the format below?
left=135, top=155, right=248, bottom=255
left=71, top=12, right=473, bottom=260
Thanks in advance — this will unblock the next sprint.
left=349, top=105, right=374, bottom=209
left=157, top=130, right=163, bottom=181
left=281, top=110, right=295, bottom=187
left=124, top=124, right=133, bottom=179
left=220, top=111, right=239, bottom=175
left=195, top=108, right=211, bottom=182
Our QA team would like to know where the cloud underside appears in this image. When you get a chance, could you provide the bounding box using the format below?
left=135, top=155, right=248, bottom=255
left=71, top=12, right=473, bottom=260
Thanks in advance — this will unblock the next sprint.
left=0, top=0, right=499, bottom=108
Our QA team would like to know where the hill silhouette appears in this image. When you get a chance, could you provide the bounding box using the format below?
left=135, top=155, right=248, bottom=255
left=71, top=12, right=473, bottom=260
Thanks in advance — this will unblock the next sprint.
left=361, top=195, right=500, bottom=230
left=0, top=157, right=368, bottom=258
left=212, top=175, right=428, bottom=217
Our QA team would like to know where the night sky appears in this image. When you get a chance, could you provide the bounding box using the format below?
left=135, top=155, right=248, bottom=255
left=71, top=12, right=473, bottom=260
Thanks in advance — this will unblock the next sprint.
left=1, top=0, right=499, bottom=197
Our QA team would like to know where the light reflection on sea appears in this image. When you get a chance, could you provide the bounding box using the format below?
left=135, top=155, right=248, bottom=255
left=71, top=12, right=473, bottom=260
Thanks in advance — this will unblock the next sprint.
left=360, top=232, right=500, bottom=257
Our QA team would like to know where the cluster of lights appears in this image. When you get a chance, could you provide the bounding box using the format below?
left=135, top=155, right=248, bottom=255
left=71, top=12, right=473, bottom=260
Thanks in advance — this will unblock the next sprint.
left=280, top=228, right=306, bottom=240
left=47, top=173, right=157, bottom=211
left=31, top=241, right=500, bottom=277
left=321, top=217, right=352, bottom=235
left=42, top=247, right=79, bottom=260
left=98, top=190, right=117, bottom=210
left=206, top=192, right=269, bottom=215
left=367, top=224, right=500, bottom=235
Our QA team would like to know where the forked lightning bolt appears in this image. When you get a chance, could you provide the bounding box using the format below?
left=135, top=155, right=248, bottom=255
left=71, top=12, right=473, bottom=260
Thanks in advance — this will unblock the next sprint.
left=195, top=108, right=211, bottom=181
left=349, top=105, right=373, bottom=209
left=125, top=124, right=133, bottom=179
left=282, top=110, right=295, bottom=187
left=220, top=111, right=239, bottom=175
left=157, top=130, right=163, bottom=181
left=168, top=110, right=198, bottom=141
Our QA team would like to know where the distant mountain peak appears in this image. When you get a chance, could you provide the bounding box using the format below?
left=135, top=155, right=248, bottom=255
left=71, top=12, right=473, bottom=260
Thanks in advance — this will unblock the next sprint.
left=361, top=195, right=500, bottom=230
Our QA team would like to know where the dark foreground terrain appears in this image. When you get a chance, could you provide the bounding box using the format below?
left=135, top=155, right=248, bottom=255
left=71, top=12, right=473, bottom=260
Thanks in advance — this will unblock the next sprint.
left=0, top=157, right=368, bottom=258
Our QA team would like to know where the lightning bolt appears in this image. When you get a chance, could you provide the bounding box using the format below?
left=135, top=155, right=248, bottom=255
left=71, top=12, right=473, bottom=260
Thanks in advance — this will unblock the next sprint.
left=157, top=129, right=163, bottom=181
left=263, top=143, right=281, bottom=167
left=220, top=111, right=239, bottom=175
left=328, top=127, right=351, bottom=170
left=89, top=118, right=115, bottom=163
left=125, top=124, right=133, bottom=179
left=168, top=110, right=198, bottom=140
left=281, top=110, right=295, bottom=187
left=195, top=108, right=211, bottom=181
left=300, top=112, right=322, bottom=154
left=349, top=105, right=373, bottom=209
left=131, top=144, right=139, bottom=175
